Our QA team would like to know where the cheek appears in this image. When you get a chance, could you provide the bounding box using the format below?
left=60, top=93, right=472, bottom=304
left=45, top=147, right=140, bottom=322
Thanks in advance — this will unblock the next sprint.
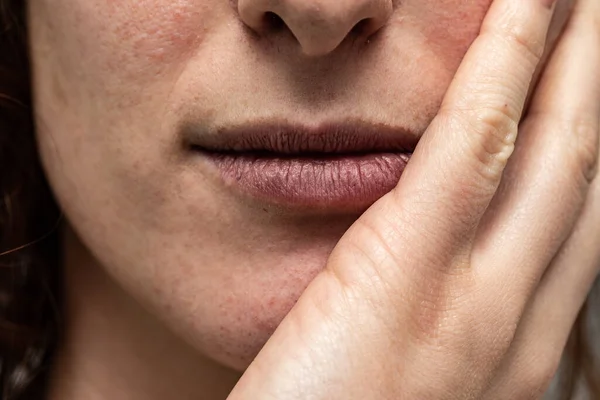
left=104, top=1, right=210, bottom=65
left=49, top=0, right=225, bottom=83
left=411, top=0, right=493, bottom=65
left=409, top=0, right=572, bottom=73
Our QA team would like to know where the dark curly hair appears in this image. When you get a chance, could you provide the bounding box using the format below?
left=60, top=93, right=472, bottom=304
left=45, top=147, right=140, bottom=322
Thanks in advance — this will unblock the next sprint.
left=0, top=0, right=598, bottom=399
left=0, top=0, right=62, bottom=399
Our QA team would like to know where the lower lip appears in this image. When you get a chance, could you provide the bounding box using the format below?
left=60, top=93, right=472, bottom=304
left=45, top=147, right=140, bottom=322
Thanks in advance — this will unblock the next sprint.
left=200, top=151, right=411, bottom=210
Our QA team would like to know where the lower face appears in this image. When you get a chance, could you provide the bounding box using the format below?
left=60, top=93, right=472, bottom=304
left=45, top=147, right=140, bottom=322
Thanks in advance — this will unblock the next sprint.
left=29, top=0, right=573, bottom=369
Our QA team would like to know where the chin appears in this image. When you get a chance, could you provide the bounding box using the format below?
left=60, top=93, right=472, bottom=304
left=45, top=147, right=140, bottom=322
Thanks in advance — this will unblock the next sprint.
left=156, top=245, right=336, bottom=371
left=191, top=280, right=312, bottom=371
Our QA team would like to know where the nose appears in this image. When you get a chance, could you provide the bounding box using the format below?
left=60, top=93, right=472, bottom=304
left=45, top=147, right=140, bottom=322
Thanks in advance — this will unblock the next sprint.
left=237, top=0, right=393, bottom=57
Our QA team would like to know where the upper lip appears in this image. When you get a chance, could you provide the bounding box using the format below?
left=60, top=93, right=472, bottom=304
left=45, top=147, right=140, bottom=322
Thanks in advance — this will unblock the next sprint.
left=186, top=120, right=419, bottom=155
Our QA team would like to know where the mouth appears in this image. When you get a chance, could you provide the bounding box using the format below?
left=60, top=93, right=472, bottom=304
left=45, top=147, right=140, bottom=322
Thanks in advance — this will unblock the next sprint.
left=187, top=120, right=418, bottom=211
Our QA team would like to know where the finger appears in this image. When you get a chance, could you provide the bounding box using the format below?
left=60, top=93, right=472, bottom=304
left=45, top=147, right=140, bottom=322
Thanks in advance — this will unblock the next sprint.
left=480, top=0, right=600, bottom=395
left=523, top=0, right=576, bottom=114
left=473, top=0, right=600, bottom=300
left=338, top=0, right=558, bottom=275
left=484, top=176, right=600, bottom=400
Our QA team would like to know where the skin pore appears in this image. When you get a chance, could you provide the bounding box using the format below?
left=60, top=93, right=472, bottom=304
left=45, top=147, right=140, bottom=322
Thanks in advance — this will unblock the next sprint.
left=26, top=0, right=574, bottom=399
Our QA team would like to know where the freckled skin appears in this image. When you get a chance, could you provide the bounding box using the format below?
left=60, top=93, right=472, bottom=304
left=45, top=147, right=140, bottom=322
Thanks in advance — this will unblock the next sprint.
left=29, top=0, right=573, bottom=370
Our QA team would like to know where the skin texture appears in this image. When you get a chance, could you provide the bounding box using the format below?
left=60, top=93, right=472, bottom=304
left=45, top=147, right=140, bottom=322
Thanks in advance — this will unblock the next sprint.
left=26, top=0, right=577, bottom=398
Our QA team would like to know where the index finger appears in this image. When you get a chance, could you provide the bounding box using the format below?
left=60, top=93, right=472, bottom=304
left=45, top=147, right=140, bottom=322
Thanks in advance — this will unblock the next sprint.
left=382, top=0, right=559, bottom=256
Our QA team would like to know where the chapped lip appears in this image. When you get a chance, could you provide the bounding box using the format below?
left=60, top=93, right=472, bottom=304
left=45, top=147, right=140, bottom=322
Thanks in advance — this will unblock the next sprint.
left=184, top=119, right=419, bottom=211
left=185, top=120, right=419, bottom=155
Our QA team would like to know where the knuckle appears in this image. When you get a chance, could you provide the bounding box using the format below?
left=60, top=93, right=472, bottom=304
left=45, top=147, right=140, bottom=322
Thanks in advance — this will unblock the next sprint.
left=500, top=27, right=545, bottom=66
left=468, top=105, right=519, bottom=155
left=524, top=112, right=599, bottom=187
left=568, top=116, right=599, bottom=185
left=444, top=107, right=518, bottom=181
left=486, top=12, right=545, bottom=65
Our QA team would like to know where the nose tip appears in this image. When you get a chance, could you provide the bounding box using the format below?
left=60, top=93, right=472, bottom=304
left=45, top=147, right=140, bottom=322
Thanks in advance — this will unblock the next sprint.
left=238, top=0, right=393, bottom=56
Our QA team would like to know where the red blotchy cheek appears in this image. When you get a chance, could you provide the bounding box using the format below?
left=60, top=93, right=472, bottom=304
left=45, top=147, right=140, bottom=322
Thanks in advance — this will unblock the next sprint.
left=105, top=0, right=211, bottom=66
left=416, top=0, right=493, bottom=68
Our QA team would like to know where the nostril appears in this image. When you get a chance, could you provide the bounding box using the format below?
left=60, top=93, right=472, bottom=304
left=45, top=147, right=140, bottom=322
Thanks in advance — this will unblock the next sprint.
left=350, top=18, right=372, bottom=36
left=263, top=12, right=286, bottom=32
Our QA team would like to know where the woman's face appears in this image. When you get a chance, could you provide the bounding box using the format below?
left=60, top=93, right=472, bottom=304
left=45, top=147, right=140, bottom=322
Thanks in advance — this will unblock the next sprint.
left=29, top=0, right=574, bottom=370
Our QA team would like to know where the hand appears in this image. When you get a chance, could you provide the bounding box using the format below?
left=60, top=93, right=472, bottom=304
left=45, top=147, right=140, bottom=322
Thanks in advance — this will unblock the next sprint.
left=228, top=0, right=600, bottom=398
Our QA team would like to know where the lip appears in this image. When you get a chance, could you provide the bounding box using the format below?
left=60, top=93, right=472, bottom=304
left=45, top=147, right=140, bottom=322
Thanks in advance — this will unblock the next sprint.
left=187, top=120, right=418, bottom=211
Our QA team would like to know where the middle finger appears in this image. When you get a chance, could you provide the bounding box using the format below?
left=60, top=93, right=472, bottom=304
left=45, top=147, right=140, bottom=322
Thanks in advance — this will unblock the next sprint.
left=473, top=0, right=600, bottom=309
